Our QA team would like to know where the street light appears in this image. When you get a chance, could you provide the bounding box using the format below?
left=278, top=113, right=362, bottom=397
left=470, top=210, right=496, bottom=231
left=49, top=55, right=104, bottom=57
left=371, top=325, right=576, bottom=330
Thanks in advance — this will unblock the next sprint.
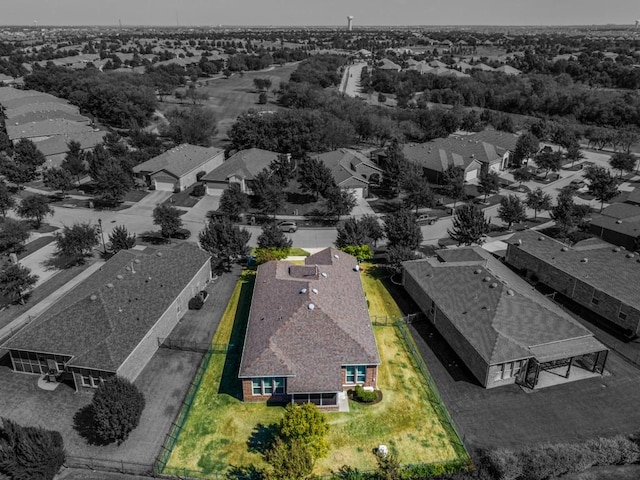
left=97, top=218, right=107, bottom=254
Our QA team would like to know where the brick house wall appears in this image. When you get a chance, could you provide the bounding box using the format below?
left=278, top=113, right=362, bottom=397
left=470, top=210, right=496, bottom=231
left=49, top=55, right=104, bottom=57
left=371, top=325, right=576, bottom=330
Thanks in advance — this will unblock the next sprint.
left=241, top=378, right=290, bottom=403
left=177, top=153, right=224, bottom=191
left=403, top=271, right=490, bottom=386
left=506, top=245, right=640, bottom=336
left=340, top=365, right=378, bottom=390
left=117, top=261, right=211, bottom=382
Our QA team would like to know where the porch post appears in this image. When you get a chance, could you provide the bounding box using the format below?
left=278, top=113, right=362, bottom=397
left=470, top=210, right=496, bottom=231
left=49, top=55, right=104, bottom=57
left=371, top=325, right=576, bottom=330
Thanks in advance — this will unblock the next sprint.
left=565, top=357, right=573, bottom=378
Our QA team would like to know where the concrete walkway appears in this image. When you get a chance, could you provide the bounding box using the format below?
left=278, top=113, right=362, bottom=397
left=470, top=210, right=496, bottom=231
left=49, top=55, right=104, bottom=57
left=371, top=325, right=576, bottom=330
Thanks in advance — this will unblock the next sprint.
left=19, top=242, right=59, bottom=288
left=0, top=259, right=105, bottom=344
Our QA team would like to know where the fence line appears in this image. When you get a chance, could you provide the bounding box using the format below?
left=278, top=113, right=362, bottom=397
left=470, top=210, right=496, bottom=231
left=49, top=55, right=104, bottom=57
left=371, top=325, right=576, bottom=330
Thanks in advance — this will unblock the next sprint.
left=157, top=337, right=231, bottom=354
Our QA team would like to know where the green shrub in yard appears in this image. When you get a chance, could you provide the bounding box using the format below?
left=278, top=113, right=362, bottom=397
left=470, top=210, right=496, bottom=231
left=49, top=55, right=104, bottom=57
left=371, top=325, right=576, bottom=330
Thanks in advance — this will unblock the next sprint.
left=353, top=385, right=377, bottom=403
left=586, top=436, right=640, bottom=465
left=191, top=184, right=206, bottom=197
left=254, top=247, right=290, bottom=264
left=265, top=438, right=314, bottom=480
left=189, top=295, right=204, bottom=310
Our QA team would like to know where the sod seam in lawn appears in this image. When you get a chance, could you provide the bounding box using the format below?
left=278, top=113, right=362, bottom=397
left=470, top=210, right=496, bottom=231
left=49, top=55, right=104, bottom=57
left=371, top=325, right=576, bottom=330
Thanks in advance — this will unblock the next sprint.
left=166, top=268, right=467, bottom=477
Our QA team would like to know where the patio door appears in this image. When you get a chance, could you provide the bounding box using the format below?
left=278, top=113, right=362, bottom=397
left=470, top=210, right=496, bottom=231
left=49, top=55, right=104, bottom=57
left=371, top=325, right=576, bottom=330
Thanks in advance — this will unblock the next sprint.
left=516, top=359, right=539, bottom=389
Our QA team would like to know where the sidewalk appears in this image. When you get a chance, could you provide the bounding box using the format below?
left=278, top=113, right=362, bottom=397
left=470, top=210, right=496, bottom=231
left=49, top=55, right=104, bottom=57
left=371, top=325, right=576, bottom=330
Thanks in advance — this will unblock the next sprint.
left=0, top=259, right=105, bottom=344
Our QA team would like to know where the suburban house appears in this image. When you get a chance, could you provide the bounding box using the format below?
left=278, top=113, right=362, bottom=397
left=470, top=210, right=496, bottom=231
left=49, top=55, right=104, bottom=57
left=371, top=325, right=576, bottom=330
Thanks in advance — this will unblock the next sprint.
left=239, top=248, right=380, bottom=411
left=377, top=58, right=402, bottom=71
left=38, top=130, right=108, bottom=168
left=1, top=243, right=211, bottom=392
left=311, top=149, right=384, bottom=198
left=506, top=230, right=640, bottom=338
left=133, top=144, right=224, bottom=192
left=403, top=247, right=608, bottom=389
left=588, top=203, right=640, bottom=252
left=201, top=148, right=281, bottom=195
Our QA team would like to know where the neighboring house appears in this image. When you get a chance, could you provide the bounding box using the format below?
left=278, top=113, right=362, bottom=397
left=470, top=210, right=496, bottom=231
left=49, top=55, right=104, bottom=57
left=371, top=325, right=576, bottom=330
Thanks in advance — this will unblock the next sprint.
left=403, top=248, right=608, bottom=389
left=312, top=148, right=383, bottom=198
left=1, top=243, right=211, bottom=392
left=401, top=140, right=483, bottom=183
left=201, top=148, right=280, bottom=195
left=626, top=187, right=640, bottom=206
left=239, top=248, right=380, bottom=411
left=38, top=130, right=107, bottom=168
left=133, top=144, right=224, bottom=192
left=506, top=231, right=640, bottom=338
left=377, top=58, right=402, bottom=71
left=588, top=203, right=640, bottom=252
left=495, top=65, right=522, bottom=76
left=407, top=62, right=436, bottom=75
left=5, top=118, right=94, bottom=142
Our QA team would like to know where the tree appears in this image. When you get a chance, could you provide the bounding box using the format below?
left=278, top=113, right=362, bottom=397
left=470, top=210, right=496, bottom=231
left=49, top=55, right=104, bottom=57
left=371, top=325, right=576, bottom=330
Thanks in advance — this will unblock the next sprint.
left=258, top=91, right=268, bottom=104
left=0, top=263, right=38, bottom=304
left=384, top=209, right=422, bottom=268
left=375, top=451, right=402, bottom=480
left=512, top=167, right=533, bottom=187
left=401, top=175, right=433, bottom=213
left=565, top=145, right=585, bottom=168
left=448, top=204, right=491, bottom=246
left=442, top=165, right=466, bottom=209
left=265, top=438, right=314, bottom=480
left=512, top=132, right=539, bottom=168
left=298, top=157, right=335, bottom=201
left=89, top=376, right=145, bottom=445
left=16, top=195, right=53, bottom=228
left=525, top=187, right=552, bottom=220
left=108, top=225, right=136, bottom=252
left=325, top=187, right=357, bottom=220
left=218, top=184, right=250, bottom=221
left=550, top=187, right=591, bottom=237
left=43, top=168, right=73, bottom=196
left=0, top=219, right=30, bottom=255
left=534, top=149, right=563, bottom=178
left=0, top=156, right=37, bottom=187
left=269, top=154, right=295, bottom=186
left=86, top=148, right=133, bottom=202
left=0, top=180, right=15, bottom=218
left=54, top=223, right=99, bottom=262
left=161, top=106, right=218, bottom=147
left=252, top=169, right=287, bottom=217
left=335, top=215, right=384, bottom=249
left=584, top=165, right=620, bottom=212
left=0, top=417, right=65, bottom=480
left=380, top=139, right=410, bottom=194
left=153, top=204, right=183, bottom=238
left=254, top=77, right=273, bottom=91
left=338, top=244, right=374, bottom=262
left=478, top=171, right=500, bottom=202
left=609, top=152, right=637, bottom=178
left=199, top=218, right=251, bottom=268
left=13, top=138, right=45, bottom=168
left=278, top=402, right=329, bottom=461
left=498, top=195, right=527, bottom=230
left=258, top=223, right=293, bottom=249
left=184, top=87, right=209, bottom=105
left=60, top=140, right=87, bottom=185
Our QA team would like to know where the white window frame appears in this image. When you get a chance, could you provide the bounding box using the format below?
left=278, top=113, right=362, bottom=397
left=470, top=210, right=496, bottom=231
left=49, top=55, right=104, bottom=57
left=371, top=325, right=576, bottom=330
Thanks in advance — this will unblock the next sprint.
left=252, top=377, right=285, bottom=395
left=345, top=365, right=367, bottom=384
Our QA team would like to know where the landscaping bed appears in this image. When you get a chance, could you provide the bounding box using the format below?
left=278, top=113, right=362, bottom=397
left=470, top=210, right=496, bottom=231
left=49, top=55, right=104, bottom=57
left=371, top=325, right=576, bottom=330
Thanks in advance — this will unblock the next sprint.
left=163, top=185, right=203, bottom=208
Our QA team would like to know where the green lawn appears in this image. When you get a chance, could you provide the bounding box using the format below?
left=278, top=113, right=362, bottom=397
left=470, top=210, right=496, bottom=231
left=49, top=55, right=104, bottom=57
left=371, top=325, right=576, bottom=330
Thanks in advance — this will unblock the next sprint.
left=166, top=266, right=464, bottom=476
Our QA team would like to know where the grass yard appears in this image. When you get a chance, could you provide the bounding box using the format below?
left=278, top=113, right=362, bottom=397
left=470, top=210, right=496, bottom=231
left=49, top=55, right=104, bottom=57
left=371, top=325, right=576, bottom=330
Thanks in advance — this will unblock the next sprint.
left=166, top=265, right=464, bottom=476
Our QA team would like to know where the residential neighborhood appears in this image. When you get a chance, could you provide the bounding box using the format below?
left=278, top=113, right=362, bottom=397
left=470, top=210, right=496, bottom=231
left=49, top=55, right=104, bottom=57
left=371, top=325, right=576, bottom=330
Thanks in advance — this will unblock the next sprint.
left=1, top=9, right=640, bottom=480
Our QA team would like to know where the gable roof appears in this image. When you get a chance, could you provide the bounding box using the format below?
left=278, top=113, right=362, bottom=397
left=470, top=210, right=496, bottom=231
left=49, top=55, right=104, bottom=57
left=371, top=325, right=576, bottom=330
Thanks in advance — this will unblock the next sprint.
left=35, top=130, right=107, bottom=157
left=6, top=119, right=94, bottom=140
left=2, top=243, right=210, bottom=371
left=133, top=144, right=223, bottom=179
left=312, top=149, right=381, bottom=189
left=404, top=247, right=601, bottom=365
left=239, top=248, right=380, bottom=394
left=627, top=187, right=640, bottom=206
left=507, top=231, right=640, bottom=311
left=201, top=148, right=279, bottom=183
left=456, top=129, right=519, bottom=152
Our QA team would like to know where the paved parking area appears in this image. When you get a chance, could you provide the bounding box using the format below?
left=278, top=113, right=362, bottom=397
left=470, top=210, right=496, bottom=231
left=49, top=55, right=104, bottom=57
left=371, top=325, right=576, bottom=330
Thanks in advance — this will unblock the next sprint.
left=409, top=320, right=640, bottom=451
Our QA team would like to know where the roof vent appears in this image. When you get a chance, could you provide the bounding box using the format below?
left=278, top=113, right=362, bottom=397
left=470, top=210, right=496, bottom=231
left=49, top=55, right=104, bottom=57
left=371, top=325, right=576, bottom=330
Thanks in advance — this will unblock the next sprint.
left=333, top=254, right=339, bottom=259
left=490, top=282, right=498, bottom=288
left=626, top=253, right=635, bottom=258
left=616, top=220, right=623, bottom=224
left=561, top=247, right=568, bottom=252
left=90, top=294, right=97, bottom=301
left=134, top=259, right=141, bottom=264
left=613, top=247, right=620, bottom=252
left=580, top=258, right=588, bottom=263
left=106, top=283, right=114, bottom=288
left=156, top=252, right=163, bottom=257
left=474, top=269, right=482, bottom=274
left=308, top=303, right=315, bottom=310
left=538, top=236, right=544, bottom=241
left=300, top=288, right=307, bottom=294
left=312, top=288, right=319, bottom=294
left=517, top=239, right=522, bottom=245
left=354, top=265, right=360, bottom=272
left=116, top=274, right=124, bottom=280
left=506, top=289, right=515, bottom=296
left=483, top=276, right=491, bottom=282
left=321, top=272, right=328, bottom=278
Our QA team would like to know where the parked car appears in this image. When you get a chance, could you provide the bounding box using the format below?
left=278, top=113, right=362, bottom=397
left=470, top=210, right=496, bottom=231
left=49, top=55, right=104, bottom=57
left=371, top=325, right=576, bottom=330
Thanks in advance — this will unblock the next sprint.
left=171, top=228, right=191, bottom=240
left=569, top=179, right=586, bottom=188
left=278, top=221, right=298, bottom=233
left=416, top=214, right=439, bottom=226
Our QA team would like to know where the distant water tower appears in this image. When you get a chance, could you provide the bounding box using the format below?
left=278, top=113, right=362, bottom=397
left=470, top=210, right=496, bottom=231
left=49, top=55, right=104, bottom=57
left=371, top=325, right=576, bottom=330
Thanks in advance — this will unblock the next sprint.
left=347, top=15, right=354, bottom=31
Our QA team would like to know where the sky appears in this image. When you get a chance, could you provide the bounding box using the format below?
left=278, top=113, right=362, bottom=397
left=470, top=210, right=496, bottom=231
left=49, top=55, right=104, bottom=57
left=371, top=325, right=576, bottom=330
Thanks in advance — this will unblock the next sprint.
left=1, top=0, right=638, bottom=27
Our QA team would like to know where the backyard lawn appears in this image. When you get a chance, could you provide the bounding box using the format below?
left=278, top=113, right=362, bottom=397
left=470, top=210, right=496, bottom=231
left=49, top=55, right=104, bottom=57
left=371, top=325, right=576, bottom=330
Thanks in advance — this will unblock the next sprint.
left=166, top=266, right=465, bottom=476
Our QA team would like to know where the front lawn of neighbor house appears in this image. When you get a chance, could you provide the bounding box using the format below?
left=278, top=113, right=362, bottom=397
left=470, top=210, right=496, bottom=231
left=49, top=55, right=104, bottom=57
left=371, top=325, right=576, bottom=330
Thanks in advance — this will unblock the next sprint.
left=165, top=266, right=466, bottom=477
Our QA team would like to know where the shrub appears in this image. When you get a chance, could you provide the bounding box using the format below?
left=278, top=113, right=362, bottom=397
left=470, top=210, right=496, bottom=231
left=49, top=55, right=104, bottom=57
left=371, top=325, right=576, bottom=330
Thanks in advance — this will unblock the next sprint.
left=586, top=436, right=640, bottom=466
left=479, top=448, right=522, bottom=480
left=266, top=437, right=313, bottom=480
left=278, top=402, right=329, bottom=461
left=0, top=418, right=66, bottom=480
left=90, top=376, right=145, bottom=445
left=254, top=247, right=290, bottom=264
left=189, top=295, right=205, bottom=310
left=191, top=184, right=206, bottom=197
left=378, top=93, right=386, bottom=103
left=353, top=385, right=377, bottom=403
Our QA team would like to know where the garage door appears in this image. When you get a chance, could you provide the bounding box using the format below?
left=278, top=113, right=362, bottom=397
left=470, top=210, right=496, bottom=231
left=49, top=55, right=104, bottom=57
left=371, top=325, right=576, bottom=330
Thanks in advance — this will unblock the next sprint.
left=465, top=169, right=478, bottom=181
left=153, top=180, right=175, bottom=192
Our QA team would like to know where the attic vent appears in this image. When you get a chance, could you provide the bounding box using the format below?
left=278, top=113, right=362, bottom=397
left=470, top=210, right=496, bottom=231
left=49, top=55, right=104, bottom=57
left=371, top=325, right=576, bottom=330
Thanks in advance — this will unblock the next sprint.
left=627, top=253, right=635, bottom=258
left=517, top=239, right=522, bottom=245
left=561, top=247, right=568, bottom=252
left=300, top=288, right=307, bottom=294
left=613, top=247, right=621, bottom=252
left=312, top=288, right=319, bottom=294
left=483, top=276, right=491, bottom=282
left=321, top=272, right=328, bottom=278
left=354, top=265, right=360, bottom=272
left=580, top=258, right=588, bottom=263
left=538, top=236, right=544, bottom=241
left=490, top=282, right=498, bottom=288
left=116, top=274, right=124, bottom=280
left=125, top=266, right=131, bottom=271
left=156, top=252, right=163, bottom=257
left=334, top=254, right=339, bottom=259
left=506, top=289, right=515, bottom=296
left=474, top=269, right=482, bottom=274
left=106, top=283, right=114, bottom=288
left=90, top=294, right=97, bottom=301
left=616, top=220, right=623, bottom=224
left=308, top=303, right=315, bottom=310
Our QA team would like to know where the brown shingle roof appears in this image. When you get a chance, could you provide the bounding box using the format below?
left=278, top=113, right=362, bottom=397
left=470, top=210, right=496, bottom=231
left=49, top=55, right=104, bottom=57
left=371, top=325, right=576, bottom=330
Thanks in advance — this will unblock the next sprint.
left=239, top=248, right=380, bottom=394
left=2, top=243, right=210, bottom=371
left=132, top=144, right=223, bottom=179
left=403, top=247, right=600, bottom=365
left=6, top=119, right=94, bottom=140
left=201, top=148, right=279, bottom=183
left=508, top=231, right=640, bottom=310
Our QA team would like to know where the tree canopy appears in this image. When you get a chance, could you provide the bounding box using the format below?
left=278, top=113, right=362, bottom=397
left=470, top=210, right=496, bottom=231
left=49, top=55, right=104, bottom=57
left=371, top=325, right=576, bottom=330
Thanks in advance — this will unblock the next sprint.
left=161, top=106, right=218, bottom=147
left=584, top=165, right=620, bottom=212
left=16, top=195, right=53, bottom=228
left=0, top=263, right=38, bottom=305
left=498, top=194, right=527, bottom=230
left=108, top=225, right=136, bottom=253
left=297, top=157, right=335, bottom=201
left=448, top=204, right=491, bottom=246
left=335, top=215, right=384, bottom=249
left=54, top=222, right=98, bottom=263
left=153, top=204, right=183, bottom=238
left=218, top=184, right=250, bottom=221
left=199, top=218, right=250, bottom=268
left=525, top=187, right=552, bottom=220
